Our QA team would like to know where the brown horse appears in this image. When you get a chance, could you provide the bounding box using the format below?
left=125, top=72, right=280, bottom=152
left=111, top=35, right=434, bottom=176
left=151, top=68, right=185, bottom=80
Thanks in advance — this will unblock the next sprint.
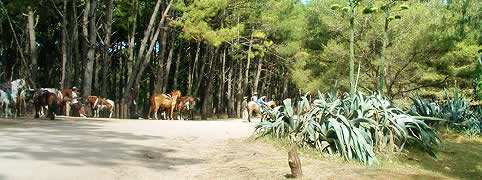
left=176, top=96, right=196, bottom=120
left=33, top=90, right=58, bottom=120
left=86, top=96, right=115, bottom=118
left=148, top=90, right=181, bottom=120
left=246, top=101, right=276, bottom=122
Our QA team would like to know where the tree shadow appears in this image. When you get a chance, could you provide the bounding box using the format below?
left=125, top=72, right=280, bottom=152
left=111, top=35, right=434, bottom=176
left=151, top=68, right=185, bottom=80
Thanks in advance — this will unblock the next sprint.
left=0, top=117, right=203, bottom=171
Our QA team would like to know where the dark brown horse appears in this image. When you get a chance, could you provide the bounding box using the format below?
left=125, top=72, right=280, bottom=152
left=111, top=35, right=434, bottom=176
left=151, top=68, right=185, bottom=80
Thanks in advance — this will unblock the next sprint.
left=148, top=90, right=181, bottom=120
left=176, top=96, right=196, bottom=120
left=33, top=90, right=58, bottom=120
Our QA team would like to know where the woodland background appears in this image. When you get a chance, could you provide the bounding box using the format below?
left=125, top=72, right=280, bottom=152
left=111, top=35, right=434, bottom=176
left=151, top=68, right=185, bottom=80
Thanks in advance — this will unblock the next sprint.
left=0, top=0, right=480, bottom=118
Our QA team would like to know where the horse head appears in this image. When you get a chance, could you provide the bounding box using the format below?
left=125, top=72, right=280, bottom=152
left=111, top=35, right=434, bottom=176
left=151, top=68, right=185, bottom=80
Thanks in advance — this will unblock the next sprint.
left=171, top=90, right=181, bottom=99
left=87, top=96, right=98, bottom=106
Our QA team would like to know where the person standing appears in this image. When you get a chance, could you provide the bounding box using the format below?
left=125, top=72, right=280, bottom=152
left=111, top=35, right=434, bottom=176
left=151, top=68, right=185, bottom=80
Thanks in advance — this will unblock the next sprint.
left=242, top=96, right=248, bottom=121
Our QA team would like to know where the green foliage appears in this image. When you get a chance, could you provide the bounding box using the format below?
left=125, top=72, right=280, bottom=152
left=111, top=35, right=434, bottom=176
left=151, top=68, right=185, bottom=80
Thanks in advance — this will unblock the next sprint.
left=410, top=87, right=481, bottom=136
left=256, top=90, right=441, bottom=165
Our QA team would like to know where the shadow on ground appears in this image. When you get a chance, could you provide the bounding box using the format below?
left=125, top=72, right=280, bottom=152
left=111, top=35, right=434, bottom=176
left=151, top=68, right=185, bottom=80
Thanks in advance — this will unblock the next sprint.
left=0, top=117, right=203, bottom=170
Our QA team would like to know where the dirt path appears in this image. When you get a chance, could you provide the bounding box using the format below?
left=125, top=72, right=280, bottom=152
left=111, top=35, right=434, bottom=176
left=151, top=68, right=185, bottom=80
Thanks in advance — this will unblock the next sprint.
left=0, top=117, right=450, bottom=180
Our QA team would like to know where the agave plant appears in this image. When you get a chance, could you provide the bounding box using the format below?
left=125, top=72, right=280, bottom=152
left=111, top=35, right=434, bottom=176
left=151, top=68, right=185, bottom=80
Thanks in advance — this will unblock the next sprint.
left=409, top=93, right=442, bottom=117
left=256, top=90, right=441, bottom=165
left=442, top=88, right=470, bottom=124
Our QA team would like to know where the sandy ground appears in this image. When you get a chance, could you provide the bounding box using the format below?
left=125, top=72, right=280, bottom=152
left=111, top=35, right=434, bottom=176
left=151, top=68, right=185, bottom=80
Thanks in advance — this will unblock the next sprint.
left=0, top=116, right=450, bottom=180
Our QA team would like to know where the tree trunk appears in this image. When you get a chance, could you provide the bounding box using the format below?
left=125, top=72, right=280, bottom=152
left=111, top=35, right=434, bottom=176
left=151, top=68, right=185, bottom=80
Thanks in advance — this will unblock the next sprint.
left=155, top=27, right=168, bottom=93
left=60, top=0, right=68, bottom=89
left=172, top=44, right=182, bottom=90
left=201, top=46, right=217, bottom=120
left=101, top=0, right=113, bottom=97
left=193, top=46, right=208, bottom=97
left=71, top=0, right=79, bottom=87
left=81, top=0, right=90, bottom=89
left=236, top=59, right=243, bottom=117
left=238, top=31, right=253, bottom=117
left=123, top=0, right=171, bottom=105
left=162, top=42, right=175, bottom=93
left=227, top=57, right=235, bottom=118
left=27, top=6, right=38, bottom=85
left=253, top=56, right=263, bottom=94
left=127, top=0, right=139, bottom=83
left=82, top=0, right=97, bottom=97
left=217, top=48, right=226, bottom=116
left=188, top=41, right=201, bottom=95
left=288, top=143, right=303, bottom=178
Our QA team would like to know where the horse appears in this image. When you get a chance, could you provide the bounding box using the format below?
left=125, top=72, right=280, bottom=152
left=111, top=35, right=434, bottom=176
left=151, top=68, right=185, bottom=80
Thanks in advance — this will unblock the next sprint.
left=246, top=100, right=277, bottom=122
left=33, top=90, right=58, bottom=120
left=86, top=96, right=115, bottom=118
left=176, top=96, right=196, bottom=120
left=148, top=90, right=181, bottom=120
left=18, top=89, right=37, bottom=116
left=0, top=79, right=28, bottom=118
left=0, top=90, right=15, bottom=118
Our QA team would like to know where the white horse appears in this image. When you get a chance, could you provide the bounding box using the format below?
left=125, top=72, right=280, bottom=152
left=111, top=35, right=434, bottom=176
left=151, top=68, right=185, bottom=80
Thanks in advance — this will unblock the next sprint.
left=0, top=90, right=14, bottom=118
left=0, top=79, right=28, bottom=118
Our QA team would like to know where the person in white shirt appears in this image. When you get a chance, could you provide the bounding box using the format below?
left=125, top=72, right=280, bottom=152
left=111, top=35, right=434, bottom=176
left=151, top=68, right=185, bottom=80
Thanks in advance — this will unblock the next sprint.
left=71, top=87, right=87, bottom=117
left=251, top=92, right=258, bottom=102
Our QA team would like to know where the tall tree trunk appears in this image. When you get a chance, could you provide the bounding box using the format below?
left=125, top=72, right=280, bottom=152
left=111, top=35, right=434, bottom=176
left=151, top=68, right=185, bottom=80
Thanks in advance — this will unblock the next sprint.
left=201, top=46, right=217, bottom=120
left=238, top=31, right=253, bottom=117
left=193, top=47, right=208, bottom=97
left=253, top=56, right=263, bottom=94
left=82, top=0, right=97, bottom=97
left=124, top=0, right=171, bottom=105
left=217, top=48, right=226, bottom=116
left=172, top=44, right=182, bottom=90
left=227, top=57, right=235, bottom=118
left=188, top=41, right=201, bottom=95
left=162, top=42, right=174, bottom=92
left=155, top=27, right=168, bottom=93
left=101, top=0, right=113, bottom=97
left=81, top=0, right=90, bottom=89
left=236, top=59, right=243, bottom=117
left=60, top=0, right=68, bottom=89
left=71, top=0, right=79, bottom=87
left=127, top=0, right=139, bottom=83
left=27, top=6, right=38, bottom=85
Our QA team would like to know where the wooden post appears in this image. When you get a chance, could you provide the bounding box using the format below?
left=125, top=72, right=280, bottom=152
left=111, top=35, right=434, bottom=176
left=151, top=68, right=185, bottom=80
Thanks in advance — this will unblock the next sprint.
left=288, top=143, right=302, bottom=178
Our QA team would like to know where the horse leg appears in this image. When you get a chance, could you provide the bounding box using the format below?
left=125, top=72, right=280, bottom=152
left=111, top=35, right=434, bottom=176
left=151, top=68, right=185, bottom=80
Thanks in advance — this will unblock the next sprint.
left=154, top=106, right=159, bottom=120
left=109, top=108, right=113, bottom=118
left=34, top=104, right=40, bottom=118
left=247, top=109, right=251, bottom=122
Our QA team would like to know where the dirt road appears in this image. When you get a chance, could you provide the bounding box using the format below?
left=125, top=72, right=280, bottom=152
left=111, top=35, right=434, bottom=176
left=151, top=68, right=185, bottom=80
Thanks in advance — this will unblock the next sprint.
left=0, top=117, right=449, bottom=180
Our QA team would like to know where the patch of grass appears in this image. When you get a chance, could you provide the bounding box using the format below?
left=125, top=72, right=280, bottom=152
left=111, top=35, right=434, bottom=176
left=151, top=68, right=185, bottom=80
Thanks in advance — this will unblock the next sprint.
left=251, top=132, right=482, bottom=179
left=405, top=132, right=482, bottom=179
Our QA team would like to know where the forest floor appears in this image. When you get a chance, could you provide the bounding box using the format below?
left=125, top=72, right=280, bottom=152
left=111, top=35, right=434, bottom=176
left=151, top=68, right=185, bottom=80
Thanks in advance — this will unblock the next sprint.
left=0, top=116, right=477, bottom=180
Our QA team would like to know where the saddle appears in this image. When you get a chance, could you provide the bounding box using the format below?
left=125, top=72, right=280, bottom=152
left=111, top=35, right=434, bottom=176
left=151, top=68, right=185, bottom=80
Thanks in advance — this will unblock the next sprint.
left=165, top=94, right=173, bottom=100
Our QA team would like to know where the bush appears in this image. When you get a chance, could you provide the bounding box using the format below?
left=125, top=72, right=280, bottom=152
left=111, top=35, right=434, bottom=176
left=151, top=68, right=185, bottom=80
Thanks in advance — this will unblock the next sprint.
left=409, top=87, right=481, bottom=136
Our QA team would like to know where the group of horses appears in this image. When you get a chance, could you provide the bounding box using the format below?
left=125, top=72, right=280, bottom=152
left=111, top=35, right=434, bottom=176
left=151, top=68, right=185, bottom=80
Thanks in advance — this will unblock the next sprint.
left=0, top=79, right=115, bottom=120
left=147, top=90, right=196, bottom=120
